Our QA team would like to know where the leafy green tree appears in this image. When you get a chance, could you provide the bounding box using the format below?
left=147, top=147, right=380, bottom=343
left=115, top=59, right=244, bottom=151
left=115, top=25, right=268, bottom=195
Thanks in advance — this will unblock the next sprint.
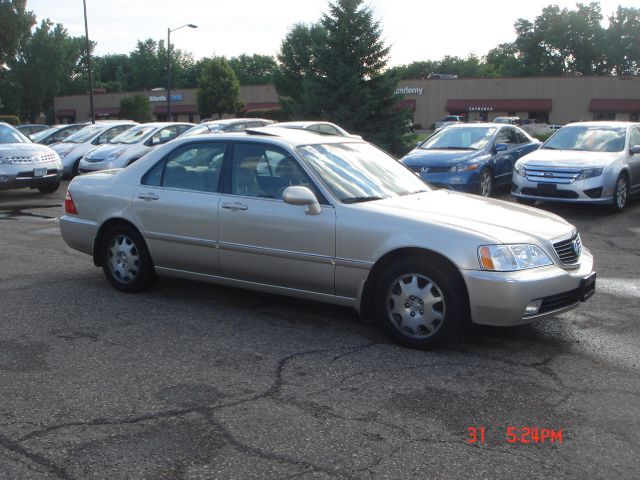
left=8, top=20, right=86, bottom=121
left=273, top=23, right=326, bottom=116
left=0, top=0, right=35, bottom=69
left=119, top=94, right=152, bottom=122
left=484, top=43, right=531, bottom=77
left=276, top=0, right=408, bottom=154
left=605, top=6, right=640, bottom=74
left=196, top=57, right=243, bottom=119
left=228, top=54, right=278, bottom=85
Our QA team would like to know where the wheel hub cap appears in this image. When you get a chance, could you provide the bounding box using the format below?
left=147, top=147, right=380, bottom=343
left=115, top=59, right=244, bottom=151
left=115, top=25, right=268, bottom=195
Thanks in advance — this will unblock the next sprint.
left=386, top=273, right=446, bottom=339
left=108, top=234, right=140, bottom=284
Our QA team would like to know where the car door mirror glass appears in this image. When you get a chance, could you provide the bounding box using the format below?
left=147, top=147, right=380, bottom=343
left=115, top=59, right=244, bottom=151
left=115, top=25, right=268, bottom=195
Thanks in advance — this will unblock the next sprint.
left=282, top=186, right=321, bottom=215
left=630, top=145, right=640, bottom=154
left=494, top=143, right=508, bottom=152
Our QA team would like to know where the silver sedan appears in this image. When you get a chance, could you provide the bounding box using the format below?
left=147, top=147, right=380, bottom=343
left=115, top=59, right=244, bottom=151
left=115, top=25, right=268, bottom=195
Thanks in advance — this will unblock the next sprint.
left=60, top=127, right=596, bottom=349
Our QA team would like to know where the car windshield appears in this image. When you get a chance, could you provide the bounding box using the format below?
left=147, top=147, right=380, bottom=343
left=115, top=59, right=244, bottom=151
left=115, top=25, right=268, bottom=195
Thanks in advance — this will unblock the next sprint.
left=109, top=126, right=155, bottom=144
left=419, top=126, right=496, bottom=150
left=297, top=142, right=430, bottom=203
left=0, top=124, right=31, bottom=144
left=542, top=126, right=626, bottom=152
left=63, top=125, right=104, bottom=143
left=30, top=126, right=59, bottom=142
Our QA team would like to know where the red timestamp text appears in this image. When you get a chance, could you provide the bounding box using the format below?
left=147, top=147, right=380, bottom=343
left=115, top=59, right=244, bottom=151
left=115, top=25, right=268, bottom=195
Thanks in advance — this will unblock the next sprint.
left=467, top=426, right=563, bottom=445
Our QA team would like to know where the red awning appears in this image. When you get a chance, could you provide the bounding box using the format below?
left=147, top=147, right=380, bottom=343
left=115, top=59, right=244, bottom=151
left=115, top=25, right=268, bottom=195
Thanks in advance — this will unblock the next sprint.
left=56, top=109, right=76, bottom=117
left=445, top=99, right=552, bottom=112
left=153, top=104, right=198, bottom=114
left=394, top=99, right=416, bottom=111
left=243, top=102, right=280, bottom=112
left=589, top=99, right=640, bottom=113
left=95, top=107, right=120, bottom=116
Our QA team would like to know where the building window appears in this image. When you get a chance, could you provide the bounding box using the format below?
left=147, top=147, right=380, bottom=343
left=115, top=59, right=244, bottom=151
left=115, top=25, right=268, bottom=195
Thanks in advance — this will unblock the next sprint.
left=594, top=112, right=615, bottom=121
left=631, top=113, right=639, bottom=122
left=528, top=112, right=549, bottom=123
left=188, top=113, right=194, bottom=123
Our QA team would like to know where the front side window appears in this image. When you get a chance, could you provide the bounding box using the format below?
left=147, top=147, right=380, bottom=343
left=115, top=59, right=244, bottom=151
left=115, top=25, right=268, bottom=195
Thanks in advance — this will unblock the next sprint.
left=297, top=142, right=429, bottom=203
left=496, top=127, right=517, bottom=145
left=543, top=126, right=626, bottom=152
left=231, top=143, right=319, bottom=200
left=629, top=127, right=640, bottom=148
left=97, top=125, right=132, bottom=144
left=111, top=126, right=156, bottom=144
left=143, top=142, right=226, bottom=193
left=150, top=125, right=190, bottom=145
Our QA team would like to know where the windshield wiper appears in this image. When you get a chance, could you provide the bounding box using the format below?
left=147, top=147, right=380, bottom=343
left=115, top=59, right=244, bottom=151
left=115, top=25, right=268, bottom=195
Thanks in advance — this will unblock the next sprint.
left=542, top=146, right=557, bottom=150
left=443, top=146, right=477, bottom=150
left=402, top=189, right=429, bottom=196
left=342, top=195, right=386, bottom=204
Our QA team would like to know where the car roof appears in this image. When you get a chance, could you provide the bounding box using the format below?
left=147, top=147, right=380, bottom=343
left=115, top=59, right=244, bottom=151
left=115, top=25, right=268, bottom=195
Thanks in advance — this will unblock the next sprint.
left=276, top=121, right=333, bottom=128
left=172, top=126, right=362, bottom=149
left=201, top=118, right=272, bottom=125
left=564, top=121, right=638, bottom=128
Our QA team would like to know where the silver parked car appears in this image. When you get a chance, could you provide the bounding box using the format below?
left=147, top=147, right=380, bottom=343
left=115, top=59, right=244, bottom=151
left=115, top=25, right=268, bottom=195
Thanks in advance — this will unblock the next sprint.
left=512, top=122, right=640, bottom=211
left=30, top=123, right=89, bottom=146
left=0, top=122, right=63, bottom=193
left=60, top=127, right=596, bottom=349
left=270, top=121, right=362, bottom=139
left=182, top=118, right=275, bottom=137
left=51, top=121, right=137, bottom=177
left=78, top=122, right=193, bottom=174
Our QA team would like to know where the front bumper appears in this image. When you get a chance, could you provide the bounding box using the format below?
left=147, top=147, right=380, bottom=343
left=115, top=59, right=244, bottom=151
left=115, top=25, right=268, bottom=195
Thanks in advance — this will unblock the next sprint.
left=511, top=175, right=613, bottom=205
left=417, top=170, right=480, bottom=193
left=461, top=249, right=595, bottom=326
left=0, top=162, right=62, bottom=190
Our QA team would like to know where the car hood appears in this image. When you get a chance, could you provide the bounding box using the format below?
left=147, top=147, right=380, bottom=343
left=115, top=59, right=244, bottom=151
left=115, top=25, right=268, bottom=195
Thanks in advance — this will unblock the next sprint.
left=364, top=189, right=574, bottom=245
left=0, top=143, right=57, bottom=158
left=519, top=148, right=620, bottom=168
left=401, top=149, right=482, bottom=166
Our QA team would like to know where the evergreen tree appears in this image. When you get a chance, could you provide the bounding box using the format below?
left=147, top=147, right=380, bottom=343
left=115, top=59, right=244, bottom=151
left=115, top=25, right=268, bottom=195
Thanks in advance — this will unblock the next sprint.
left=119, top=94, right=152, bottom=122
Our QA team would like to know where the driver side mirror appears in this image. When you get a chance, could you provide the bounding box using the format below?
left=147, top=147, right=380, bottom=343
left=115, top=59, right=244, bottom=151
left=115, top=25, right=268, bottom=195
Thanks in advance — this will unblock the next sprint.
left=494, top=143, right=508, bottom=153
left=282, top=186, right=321, bottom=215
left=631, top=145, right=640, bottom=155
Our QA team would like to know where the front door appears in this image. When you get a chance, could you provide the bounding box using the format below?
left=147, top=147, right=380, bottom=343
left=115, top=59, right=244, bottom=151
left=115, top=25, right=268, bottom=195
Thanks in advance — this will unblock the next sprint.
left=218, top=142, right=336, bottom=294
left=130, top=141, right=226, bottom=274
left=492, top=127, right=518, bottom=185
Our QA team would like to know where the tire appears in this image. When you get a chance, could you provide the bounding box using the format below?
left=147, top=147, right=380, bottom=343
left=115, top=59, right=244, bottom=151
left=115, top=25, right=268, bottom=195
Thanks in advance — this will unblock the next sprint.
left=101, top=224, right=156, bottom=292
left=516, top=198, right=536, bottom=206
left=478, top=168, right=494, bottom=197
left=37, top=181, right=60, bottom=194
left=611, top=173, right=629, bottom=212
left=72, top=159, right=81, bottom=177
left=374, top=257, right=467, bottom=349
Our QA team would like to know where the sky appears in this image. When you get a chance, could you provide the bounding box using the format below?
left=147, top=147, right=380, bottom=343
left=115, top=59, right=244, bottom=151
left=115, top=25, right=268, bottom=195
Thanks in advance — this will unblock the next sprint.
left=27, top=0, right=634, bottom=66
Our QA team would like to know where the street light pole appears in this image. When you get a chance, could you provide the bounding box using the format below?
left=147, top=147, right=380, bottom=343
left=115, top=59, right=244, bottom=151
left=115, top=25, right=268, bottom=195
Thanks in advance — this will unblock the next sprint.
left=166, top=23, right=197, bottom=120
left=83, top=0, right=95, bottom=124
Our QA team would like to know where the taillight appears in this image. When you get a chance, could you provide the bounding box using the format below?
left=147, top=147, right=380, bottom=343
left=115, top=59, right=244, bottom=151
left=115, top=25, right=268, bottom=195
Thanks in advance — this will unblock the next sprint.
left=64, top=190, right=78, bottom=214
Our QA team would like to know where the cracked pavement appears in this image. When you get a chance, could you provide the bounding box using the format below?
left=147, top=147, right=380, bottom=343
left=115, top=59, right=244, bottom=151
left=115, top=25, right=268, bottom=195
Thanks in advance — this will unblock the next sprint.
left=1, top=183, right=639, bottom=479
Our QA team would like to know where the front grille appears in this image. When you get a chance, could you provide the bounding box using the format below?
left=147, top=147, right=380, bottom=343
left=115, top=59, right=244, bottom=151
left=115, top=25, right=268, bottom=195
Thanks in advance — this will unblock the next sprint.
left=411, top=166, right=451, bottom=174
left=0, top=153, right=57, bottom=164
left=524, top=167, right=579, bottom=184
left=553, top=234, right=582, bottom=264
left=521, top=187, right=579, bottom=198
left=538, top=288, right=581, bottom=314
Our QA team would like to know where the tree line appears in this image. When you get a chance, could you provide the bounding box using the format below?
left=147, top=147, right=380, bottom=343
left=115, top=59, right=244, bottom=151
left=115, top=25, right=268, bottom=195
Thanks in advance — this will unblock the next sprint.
left=0, top=0, right=638, bottom=153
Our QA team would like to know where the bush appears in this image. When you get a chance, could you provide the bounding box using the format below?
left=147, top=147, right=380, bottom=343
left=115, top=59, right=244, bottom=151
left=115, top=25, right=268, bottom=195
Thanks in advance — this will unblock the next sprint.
left=0, top=115, right=20, bottom=125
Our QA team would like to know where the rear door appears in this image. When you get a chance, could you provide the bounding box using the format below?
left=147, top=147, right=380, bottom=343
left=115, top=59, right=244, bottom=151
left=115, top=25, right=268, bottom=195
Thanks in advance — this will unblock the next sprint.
left=130, top=141, right=226, bottom=274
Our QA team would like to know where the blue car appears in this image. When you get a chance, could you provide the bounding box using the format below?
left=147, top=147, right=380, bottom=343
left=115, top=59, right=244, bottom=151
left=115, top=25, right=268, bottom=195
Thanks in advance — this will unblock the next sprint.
left=400, top=123, right=541, bottom=196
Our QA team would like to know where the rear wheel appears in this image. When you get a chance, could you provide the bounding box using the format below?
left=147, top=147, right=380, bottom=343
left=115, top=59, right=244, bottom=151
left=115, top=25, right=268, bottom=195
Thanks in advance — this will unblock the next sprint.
left=37, top=181, right=60, bottom=194
left=101, top=224, right=156, bottom=292
left=374, top=257, right=467, bottom=349
left=478, top=168, right=494, bottom=197
left=612, top=174, right=629, bottom=212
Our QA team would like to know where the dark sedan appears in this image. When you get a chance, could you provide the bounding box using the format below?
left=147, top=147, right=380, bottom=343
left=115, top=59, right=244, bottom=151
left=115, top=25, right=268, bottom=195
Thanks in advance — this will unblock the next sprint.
left=400, top=123, right=540, bottom=196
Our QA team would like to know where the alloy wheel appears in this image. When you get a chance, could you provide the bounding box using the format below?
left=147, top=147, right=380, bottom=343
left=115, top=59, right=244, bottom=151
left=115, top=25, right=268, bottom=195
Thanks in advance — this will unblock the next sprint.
left=615, top=176, right=628, bottom=210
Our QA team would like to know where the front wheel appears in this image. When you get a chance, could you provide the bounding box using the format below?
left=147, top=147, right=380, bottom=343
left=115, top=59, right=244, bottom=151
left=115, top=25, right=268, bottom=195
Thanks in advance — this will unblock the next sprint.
left=612, top=174, right=629, bottom=212
left=37, top=181, right=60, bottom=194
left=478, top=168, right=494, bottom=197
left=101, top=224, right=156, bottom=292
left=374, top=257, right=467, bottom=349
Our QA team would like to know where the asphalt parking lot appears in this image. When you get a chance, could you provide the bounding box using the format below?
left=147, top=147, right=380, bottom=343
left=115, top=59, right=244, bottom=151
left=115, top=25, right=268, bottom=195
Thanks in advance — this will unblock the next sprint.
left=1, top=181, right=639, bottom=479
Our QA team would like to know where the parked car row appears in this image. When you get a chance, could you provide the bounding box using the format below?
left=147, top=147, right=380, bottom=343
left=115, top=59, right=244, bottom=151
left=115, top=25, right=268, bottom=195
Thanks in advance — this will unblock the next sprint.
left=401, top=121, right=640, bottom=211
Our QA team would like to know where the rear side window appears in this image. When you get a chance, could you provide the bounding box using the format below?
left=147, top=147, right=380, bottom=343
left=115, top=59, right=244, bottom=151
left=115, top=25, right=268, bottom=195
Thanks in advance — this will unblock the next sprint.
left=142, top=142, right=226, bottom=193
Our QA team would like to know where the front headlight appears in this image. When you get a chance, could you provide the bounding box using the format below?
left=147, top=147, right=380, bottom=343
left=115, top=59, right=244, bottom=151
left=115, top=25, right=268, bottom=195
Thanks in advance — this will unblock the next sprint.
left=449, top=163, right=480, bottom=173
left=59, top=148, right=73, bottom=158
left=514, top=162, right=526, bottom=177
left=478, top=244, right=553, bottom=271
left=106, top=148, right=126, bottom=161
left=575, top=168, right=603, bottom=181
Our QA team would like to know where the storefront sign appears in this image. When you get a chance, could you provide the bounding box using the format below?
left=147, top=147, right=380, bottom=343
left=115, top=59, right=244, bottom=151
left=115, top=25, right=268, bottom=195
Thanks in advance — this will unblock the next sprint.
left=395, top=87, right=423, bottom=96
left=149, top=94, right=184, bottom=102
left=468, top=106, right=494, bottom=111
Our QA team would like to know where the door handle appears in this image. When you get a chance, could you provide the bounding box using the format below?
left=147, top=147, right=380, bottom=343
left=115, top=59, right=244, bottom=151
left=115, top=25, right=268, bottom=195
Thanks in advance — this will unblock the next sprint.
left=221, top=202, right=248, bottom=211
left=137, top=193, right=159, bottom=201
